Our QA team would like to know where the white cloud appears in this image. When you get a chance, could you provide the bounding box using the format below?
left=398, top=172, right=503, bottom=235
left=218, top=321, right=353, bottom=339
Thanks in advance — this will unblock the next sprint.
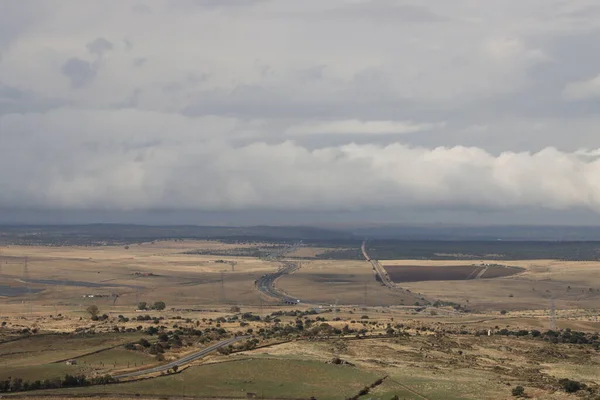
left=1, top=1, right=600, bottom=220
left=1, top=109, right=600, bottom=213
left=574, top=148, right=600, bottom=157
left=285, top=120, right=444, bottom=136
left=563, top=74, right=600, bottom=101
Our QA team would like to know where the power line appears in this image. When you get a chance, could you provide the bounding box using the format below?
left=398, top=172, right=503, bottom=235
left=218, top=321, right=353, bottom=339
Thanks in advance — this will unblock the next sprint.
left=549, top=296, right=557, bottom=330
left=220, top=271, right=226, bottom=303
left=23, top=256, right=32, bottom=316
left=333, top=298, right=339, bottom=320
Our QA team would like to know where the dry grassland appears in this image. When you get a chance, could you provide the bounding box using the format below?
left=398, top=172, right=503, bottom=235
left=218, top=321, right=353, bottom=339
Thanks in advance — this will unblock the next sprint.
left=286, top=246, right=334, bottom=258
left=1, top=241, right=600, bottom=399
left=0, top=241, right=282, bottom=312
left=241, top=333, right=600, bottom=400
left=276, top=259, right=423, bottom=306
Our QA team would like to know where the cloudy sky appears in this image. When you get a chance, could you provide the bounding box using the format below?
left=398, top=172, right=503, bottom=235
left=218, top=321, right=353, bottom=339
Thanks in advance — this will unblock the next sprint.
left=1, top=0, right=600, bottom=225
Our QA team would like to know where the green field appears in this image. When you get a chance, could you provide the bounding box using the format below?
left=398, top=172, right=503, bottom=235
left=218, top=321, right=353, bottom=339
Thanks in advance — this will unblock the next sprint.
left=0, top=333, right=147, bottom=381
left=78, top=349, right=156, bottom=370
left=26, top=358, right=383, bottom=399
left=0, top=363, right=76, bottom=382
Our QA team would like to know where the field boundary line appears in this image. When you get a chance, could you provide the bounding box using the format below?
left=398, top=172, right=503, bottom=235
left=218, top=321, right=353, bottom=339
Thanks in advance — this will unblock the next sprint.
left=0, top=333, right=53, bottom=345
left=474, top=266, right=489, bottom=279
left=52, top=340, right=145, bottom=364
left=387, top=377, right=432, bottom=400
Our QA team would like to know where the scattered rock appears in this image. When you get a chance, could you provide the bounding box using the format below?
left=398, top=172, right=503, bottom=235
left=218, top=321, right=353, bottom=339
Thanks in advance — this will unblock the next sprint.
left=327, top=357, right=355, bottom=366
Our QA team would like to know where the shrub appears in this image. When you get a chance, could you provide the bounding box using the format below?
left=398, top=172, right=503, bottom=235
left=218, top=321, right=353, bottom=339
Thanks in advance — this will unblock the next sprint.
left=559, top=379, right=584, bottom=393
left=86, top=305, right=99, bottom=318
left=158, top=333, right=169, bottom=342
left=512, top=386, right=525, bottom=397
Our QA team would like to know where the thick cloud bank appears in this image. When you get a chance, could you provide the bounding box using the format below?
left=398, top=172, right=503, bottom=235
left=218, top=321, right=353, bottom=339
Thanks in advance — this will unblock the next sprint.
left=2, top=1, right=600, bottom=220
left=1, top=109, right=599, bottom=213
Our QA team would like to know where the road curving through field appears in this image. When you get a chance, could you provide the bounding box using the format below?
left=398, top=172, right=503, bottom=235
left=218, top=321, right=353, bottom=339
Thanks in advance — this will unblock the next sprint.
left=113, top=336, right=250, bottom=379
left=255, top=261, right=301, bottom=304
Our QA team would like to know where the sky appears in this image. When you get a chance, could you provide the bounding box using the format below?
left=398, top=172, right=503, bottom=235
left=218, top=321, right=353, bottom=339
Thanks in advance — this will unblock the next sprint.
left=1, top=0, right=600, bottom=226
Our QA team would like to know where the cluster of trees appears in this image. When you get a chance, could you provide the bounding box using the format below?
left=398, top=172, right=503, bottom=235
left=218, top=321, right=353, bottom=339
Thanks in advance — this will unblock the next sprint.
left=124, top=326, right=232, bottom=358
left=134, top=314, right=164, bottom=324
left=249, top=318, right=399, bottom=341
left=137, top=301, right=166, bottom=311
left=85, top=305, right=110, bottom=321
left=432, top=300, right=467, bottom=311
left=492, top=328, right=600, bottom=348
left=269, top=309, right=319, bottom=317
left=512, top=379, right=589, bottom=396
left=0, top=374, right=115, bottom=393
left=241, top=312, right=261, bottom=321
left=217, top=338, right=260, bottom=355
left=125, top=335, right=181, bottom=357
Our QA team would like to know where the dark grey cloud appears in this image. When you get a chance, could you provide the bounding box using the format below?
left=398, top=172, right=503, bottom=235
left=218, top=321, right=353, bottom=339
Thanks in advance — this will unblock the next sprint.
left=167, top=0, right=268, bottom=10
left=330, top=1, right=450, bottom=23
left=0, top=82, right=67, bottom=115
left=131, top=4, right=153, bottom=15
left=87, top=37, right=113, bottom=57
left=0, top=0, right=47, bottom=50
left=61, top=57, right=96, bottom=88
left=0, top=81, right=24, bottom=101
left=132, top=57, right=147, bottom=67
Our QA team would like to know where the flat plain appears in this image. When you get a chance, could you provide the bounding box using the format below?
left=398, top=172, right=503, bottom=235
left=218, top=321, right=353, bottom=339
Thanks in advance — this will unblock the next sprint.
left=1, top=238, right=600, bottom=399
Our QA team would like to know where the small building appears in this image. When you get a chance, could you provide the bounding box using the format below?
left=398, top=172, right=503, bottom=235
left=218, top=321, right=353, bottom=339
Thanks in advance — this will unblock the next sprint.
left=65, top=359, right=77, bottom=365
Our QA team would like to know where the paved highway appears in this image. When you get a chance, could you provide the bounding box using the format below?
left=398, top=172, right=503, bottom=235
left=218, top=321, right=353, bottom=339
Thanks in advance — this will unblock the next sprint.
left=255, top=261, right=300, bottom=304
left=113, top=336, right=250, bottom=379
left=361, top=240, right=396, bottom=289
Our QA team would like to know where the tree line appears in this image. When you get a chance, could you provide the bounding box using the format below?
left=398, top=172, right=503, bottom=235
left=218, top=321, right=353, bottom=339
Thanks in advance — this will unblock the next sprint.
left=0, top=374, right=115, bottom=393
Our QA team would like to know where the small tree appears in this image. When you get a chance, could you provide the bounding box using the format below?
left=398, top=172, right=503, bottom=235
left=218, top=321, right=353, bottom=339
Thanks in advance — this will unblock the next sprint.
left=560, top=379, right=583, bottom=393
left=512, top=386, right=525, bottom=397
left=158, top=333, right=169, bottom=342
left=86, top=305, right=99, bottom=318
left=172, top=365, right=179, bottom=372
left=230, top=305, right=241, bottom=313
left=138, top=302, right=147, bottom=310
left=153, top=301, right=166, bottom=311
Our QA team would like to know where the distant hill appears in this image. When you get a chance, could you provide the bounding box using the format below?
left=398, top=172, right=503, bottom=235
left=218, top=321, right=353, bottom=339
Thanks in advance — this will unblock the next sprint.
left=0, top=224, right=353, bottom=246
left=3, top=223, right=600, bottom=247
left=351, top=224, right=600, bottom=241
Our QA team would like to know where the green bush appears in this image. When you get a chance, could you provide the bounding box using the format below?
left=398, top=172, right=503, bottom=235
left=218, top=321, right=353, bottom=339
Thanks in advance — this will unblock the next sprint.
left=559, top=378, right=584, bottom=393
left=511, top=385, right=525, bottom=397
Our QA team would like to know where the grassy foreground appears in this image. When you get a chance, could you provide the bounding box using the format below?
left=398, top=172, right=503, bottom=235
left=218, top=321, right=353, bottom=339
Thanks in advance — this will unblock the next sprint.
left=23, top=358, right=382, bottom=399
